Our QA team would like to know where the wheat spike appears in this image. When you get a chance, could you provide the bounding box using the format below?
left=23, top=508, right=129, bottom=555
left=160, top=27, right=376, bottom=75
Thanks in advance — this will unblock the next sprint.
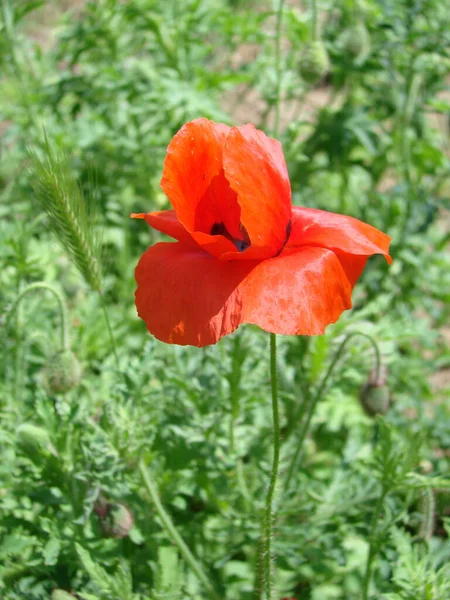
left=26, top=137, right=102, bottom=292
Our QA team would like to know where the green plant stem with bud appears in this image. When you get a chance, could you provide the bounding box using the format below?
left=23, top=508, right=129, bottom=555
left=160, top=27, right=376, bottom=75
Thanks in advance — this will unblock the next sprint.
left=139, top=459, right=220, bottom=600
left=284, top=332, right=382, bottom=495
left=4, top=283, right=71, bottom=401
left=5, top=282, right=70, bottom=352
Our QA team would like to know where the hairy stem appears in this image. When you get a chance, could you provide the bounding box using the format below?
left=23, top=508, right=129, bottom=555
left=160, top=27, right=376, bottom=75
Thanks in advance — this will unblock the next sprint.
left=273, top=0, right=285, bottom=136
left=228, top=336, right=242, bottom=452
left=139, top=459, right=220, bottom=600
left=255, top=2, right=285, bottom=595
left=284, top=332, right=382, bottom=495
left=256, top=333, right=281, bottom=599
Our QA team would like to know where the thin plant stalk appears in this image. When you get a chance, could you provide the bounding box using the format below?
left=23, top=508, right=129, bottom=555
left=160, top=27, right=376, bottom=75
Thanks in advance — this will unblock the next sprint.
left=99, top=292, right=119, bottom=369
left=311, top=0, right=319, bottom=41
left=254, top=333, right=281, bottom=599
left=284, top=332, right=382, bottom=495
left=264, top=333, right=281, bottom=599
left=5, top=282, right=70, bottom=352
left=253, top=1, right=286, bottom=595
left=362, top=488, right=387, bottom=600
left=4, top=282, right=70, bottom=402
left=254, top=2, right=285, bottom=597
left=13, top=298, right=22, bottom=404
left=273, top=0, right=285, bottom=136
left=139, top=459, right=220, bottom=600
left=228, top=336, right=242, bottom=453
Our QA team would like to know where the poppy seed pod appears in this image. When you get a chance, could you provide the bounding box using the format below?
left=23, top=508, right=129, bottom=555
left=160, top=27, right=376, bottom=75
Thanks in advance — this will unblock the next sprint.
left=340, top=22, right=371, bottom=63
left=100, top=503, right=134, bottom=538
left=51, top=591, right=77, bottom=600
left=299, top=41, right=330, bottom=84
left=360, top=366, right=390, bottom=416
left=41, top=350, right=82, bottom=394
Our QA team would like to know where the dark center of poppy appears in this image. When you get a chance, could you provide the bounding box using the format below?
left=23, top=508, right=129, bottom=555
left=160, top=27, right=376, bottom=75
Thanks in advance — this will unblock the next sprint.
left=211, top=221, right=251, bottom=252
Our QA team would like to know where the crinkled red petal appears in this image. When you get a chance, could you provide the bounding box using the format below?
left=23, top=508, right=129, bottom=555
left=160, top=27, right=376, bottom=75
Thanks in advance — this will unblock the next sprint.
left=134, top=242, right=357, bottom=346
left=288, top=206, right=392, bottom=263
left=223, top=124, right=292, bottom=258
left=134, top=242, right=257, bottom=346
left=240, top=247, right=354, bottom=336
left=160, top=118, right=230, bottom=231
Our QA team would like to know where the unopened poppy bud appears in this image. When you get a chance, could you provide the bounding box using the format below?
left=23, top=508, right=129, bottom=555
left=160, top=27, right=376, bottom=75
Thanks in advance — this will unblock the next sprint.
left=51, top=591, right=77, bottom=600
left=299, top=41, right=330, bottom=84
left=16, top=423, right=55, bottom=455
left=360, top=366, right=390, bottom=416
left=41, top=350, right=82, bottom=394
left=340, top=22, right=371, bottom=63
left=100, top=503, right=134, bottom=538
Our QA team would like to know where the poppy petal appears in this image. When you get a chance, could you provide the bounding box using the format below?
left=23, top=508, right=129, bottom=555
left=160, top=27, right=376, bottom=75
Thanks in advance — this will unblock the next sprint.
left=335, top=252, right=368, bottom=287
left=135, top=242, right=256, bottom=346
left=160, top=118, right=231, bottom=232
left=131, top=210, right=195, bottom=246
left=223, top=124, right=292, bottom=258
left=135, top=244, right=362, bottom=346
left=240, top=247, right=354, bottom=336
left=289, top=206, right=392, bottom=263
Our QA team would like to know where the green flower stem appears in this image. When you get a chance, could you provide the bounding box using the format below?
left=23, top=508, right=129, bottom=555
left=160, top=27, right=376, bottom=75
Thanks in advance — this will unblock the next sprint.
left=139, top=459, right=220, bottom=600
left=13, top=298, right=22, bottom=404
left=362, top=487, right=387, bottom=600
left=399, top=70, right=422, bottom=243
left=256, top=333, right=281, bottom=599
left=311, top=0, right=319, bottom=41
left=273, top=0, right=285, bottom=137
left=284, top=332, right=381, bottom=495
left=255, top=2, right=285, bottom=595
left=99, top=291, right=119, bottom=370
left=5, top=282, right=70, bottom=352
left=228, top=336, right=242, bottom=453
left=419, top=487, right=435, bottom=541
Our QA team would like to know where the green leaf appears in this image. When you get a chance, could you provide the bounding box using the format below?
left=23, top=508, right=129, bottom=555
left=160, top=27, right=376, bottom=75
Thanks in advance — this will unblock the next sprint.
left=43, top=537, right=60, bottom=566
left=75, top=544, right=111, bottom=595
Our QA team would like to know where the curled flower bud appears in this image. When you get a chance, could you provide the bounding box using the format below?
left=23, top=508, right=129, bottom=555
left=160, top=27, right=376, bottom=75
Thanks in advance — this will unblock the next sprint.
left=299, top=41, right=330, bottom=84
left=41, top=350, right=82, bottom=394
left=360, top=366, right=390, bottom=416
left=96, top=500, right=134, bottom=538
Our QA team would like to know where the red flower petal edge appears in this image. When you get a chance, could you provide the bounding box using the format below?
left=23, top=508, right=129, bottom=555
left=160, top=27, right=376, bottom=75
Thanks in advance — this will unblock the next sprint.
left=133, top=119, right=391, bottom=347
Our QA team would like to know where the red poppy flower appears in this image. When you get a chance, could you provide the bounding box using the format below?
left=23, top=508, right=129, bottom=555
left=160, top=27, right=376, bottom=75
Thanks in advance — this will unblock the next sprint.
left=133, top=118, right=391, bottom=347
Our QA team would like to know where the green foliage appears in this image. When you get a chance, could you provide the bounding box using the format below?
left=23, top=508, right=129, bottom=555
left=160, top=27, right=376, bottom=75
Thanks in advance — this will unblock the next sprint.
left=0, top=0, right=449, bottom=599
